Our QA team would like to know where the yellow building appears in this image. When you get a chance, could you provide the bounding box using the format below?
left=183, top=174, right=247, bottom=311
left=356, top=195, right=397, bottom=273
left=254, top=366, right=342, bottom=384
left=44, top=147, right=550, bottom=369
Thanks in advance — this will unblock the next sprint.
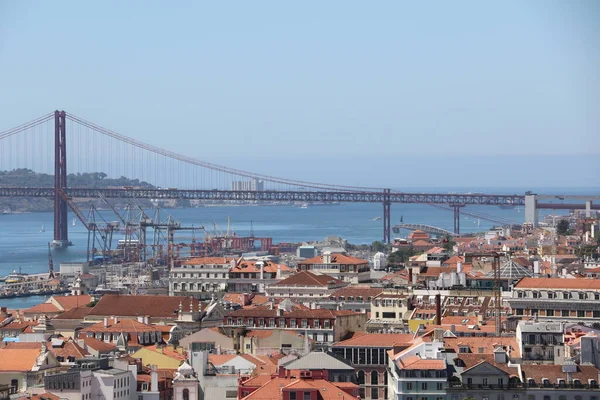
left=407, top=307, right=437, bottom=333
left=131, top=344, right=186, bottom=370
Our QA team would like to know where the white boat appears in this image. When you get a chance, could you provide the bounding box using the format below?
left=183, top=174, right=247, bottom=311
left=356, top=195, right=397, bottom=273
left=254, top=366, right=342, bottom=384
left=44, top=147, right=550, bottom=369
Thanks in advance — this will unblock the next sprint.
left=40, top=224, right=45, bottom=233
left=299, top=203, right=308, bottom=209
left=72, top=218, right=76, bottom=227
left=372, top=217, right=381, bottom=221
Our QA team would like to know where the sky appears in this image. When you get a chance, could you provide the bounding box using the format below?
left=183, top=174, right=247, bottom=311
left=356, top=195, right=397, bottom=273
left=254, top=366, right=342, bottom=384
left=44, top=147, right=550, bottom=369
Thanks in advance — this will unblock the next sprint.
left=0, top=1, right=598, bottom=188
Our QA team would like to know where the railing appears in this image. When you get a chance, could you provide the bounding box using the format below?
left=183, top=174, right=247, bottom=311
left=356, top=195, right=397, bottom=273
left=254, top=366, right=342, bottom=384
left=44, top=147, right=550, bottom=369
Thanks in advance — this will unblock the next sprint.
left=448, top=383, right=599, bottom=390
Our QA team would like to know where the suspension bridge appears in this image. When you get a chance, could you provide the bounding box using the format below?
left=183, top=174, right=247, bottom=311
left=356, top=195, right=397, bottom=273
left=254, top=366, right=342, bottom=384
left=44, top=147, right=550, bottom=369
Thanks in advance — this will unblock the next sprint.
left=0, top=110, right=597, bottom=248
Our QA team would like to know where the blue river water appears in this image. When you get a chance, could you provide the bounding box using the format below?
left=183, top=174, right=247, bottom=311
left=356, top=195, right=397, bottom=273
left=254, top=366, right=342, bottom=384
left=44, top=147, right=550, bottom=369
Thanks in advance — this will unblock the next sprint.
left=1, top=186, right=596, bottom=310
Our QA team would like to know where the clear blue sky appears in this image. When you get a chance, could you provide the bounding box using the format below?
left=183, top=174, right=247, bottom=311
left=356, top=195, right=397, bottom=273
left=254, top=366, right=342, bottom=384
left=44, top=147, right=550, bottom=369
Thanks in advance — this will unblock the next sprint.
left=0, top=1, right=598, bottom=188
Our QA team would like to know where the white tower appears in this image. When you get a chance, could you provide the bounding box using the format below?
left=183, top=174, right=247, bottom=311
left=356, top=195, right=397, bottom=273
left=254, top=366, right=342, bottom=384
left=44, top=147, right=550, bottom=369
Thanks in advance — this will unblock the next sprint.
left=173, top=361, right=199, bottom=400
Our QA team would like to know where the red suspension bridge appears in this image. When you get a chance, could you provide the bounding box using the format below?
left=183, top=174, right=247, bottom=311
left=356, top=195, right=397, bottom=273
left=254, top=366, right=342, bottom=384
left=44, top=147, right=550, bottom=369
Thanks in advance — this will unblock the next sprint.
left=0, top=110, right=597, bottom=247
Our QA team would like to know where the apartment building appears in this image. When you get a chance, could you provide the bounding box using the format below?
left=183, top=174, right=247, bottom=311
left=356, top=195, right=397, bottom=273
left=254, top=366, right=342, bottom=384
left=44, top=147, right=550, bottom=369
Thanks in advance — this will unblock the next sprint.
left=265, top=271, right=347, bottom=304
left=509, top=277, right=600, bottom=321
left=297, top=252, right=370, bottom=283
left=169, top=257, right=234, bottom=298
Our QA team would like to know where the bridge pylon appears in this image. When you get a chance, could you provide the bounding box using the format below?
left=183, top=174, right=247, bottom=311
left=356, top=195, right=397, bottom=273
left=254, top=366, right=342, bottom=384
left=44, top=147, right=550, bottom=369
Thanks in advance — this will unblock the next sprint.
left=52, top=110, right=71, bottom=248
left=383, top=189, right=391, bottom=243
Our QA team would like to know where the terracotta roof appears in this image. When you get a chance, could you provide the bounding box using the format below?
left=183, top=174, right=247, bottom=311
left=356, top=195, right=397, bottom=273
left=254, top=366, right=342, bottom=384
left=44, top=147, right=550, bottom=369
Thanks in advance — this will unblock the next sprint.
left=444, top=337, right=521, bottom=358
left=30, top=394, right=61, bottom=400
left=397, top=355, right=445, bottom=370
left=142, top=344, right=186, bottom=361
left=298, top=254, right=368, bottom=265
left=273, top=271, right=343, bottom=287
left=82, top=318, right=159, bottom=333
left=51, top=340, right=89, bottom=359
left=0, top=347, right=42, bottom=371
left=333, top=332, right=414, bottom=348
left=182, top=257, right=235, bottom=265
left=52, top=295, right=92, bottom=310
left=0, top=321, right=38, bottom=332
left=521, top=364, right=600, bottom=384
left=82, top=337, right=118, bottom=353
left=208, top=354, right=237, bottom=365
left=23, top=303, right=61, bottom=314
left=54, top=306, right=93, bottom=320
left=454, top=354, right=516, bottom=375
left=231, top=260, right=291, bottom=274
left=514, top=277, right=600, bottom=290
left=242, top=377, right=358, bottom=400
left=89, top=294, right=203, bottom=318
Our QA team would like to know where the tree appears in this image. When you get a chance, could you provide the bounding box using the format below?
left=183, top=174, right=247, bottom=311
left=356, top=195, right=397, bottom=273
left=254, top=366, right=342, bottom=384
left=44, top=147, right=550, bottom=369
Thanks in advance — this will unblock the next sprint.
left=556, top=219, right=570, bottom=236
left=442, top=234, right=456, bottom=253
left=371, top=241, right=386, bottom=253
left=388, top=246, right=416, bottom=264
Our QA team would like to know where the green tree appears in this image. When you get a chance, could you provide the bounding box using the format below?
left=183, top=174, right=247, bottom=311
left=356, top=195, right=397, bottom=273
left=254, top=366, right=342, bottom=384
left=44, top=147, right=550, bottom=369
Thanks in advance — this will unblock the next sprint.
left=388, top=246, right=416, bottom=264
left=442, top=234, right=456, bottom=253
left=371, top=241, right=386, bottom=253
left=556, top=219, right=570, bottom=236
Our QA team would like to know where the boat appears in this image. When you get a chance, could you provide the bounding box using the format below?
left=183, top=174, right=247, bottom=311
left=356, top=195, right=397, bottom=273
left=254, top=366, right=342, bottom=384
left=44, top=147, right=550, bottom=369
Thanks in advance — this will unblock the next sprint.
left=372, top=217, right=382, bottom=221
left=40, top=224, right=45, bottom=233
left=299, top=203, right=308, bottom=209
left=4, top=269, right=27, bottom=284
left=72, top=217, right=76, bottom=226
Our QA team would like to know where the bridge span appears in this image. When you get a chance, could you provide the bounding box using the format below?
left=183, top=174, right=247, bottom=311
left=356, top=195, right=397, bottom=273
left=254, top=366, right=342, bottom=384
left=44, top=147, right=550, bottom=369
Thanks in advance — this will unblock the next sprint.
left=0, top=110, right=597, bottom=246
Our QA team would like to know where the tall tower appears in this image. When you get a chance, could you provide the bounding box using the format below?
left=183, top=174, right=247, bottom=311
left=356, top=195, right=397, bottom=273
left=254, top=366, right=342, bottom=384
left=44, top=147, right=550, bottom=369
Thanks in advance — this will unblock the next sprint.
left=52, top=110, right=71, bottom=248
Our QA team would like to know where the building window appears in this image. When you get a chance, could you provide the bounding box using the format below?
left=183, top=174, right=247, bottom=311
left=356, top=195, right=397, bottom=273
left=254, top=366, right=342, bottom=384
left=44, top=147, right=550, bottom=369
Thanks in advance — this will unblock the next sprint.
left=290, top=319, right=297, bottom=328
left=183, top=389, right=190, bottom=400
left=371, top=387, right=379, bottom=399
left=421, top=382, right=427, bottom=390
left=515, top=309, right=524, bottom=316
left=483, top=378, right=488, bottom=385
left=280, top=318, right=286, bottom=328
left=371, top=371, right=378, bottom=385
left=562, top=310, right=570, bottom=317
left=578, top=310, right=585, bottom=318
left=290, top=392, right=297, bottom=400
left=406, top=382, right=413, bottom=390
left=269, top=319, right=275, bottom=327
left=358, top=370, right=365, bottom=385
left=546, top=309, right=554, bottom=317
left=437, top=382, right=443, bottom=390
left=301, top=319, right=307, bottom=328
left=303, top=392, right=311, bottom=400
left=313, top=319, right=320, bottom=328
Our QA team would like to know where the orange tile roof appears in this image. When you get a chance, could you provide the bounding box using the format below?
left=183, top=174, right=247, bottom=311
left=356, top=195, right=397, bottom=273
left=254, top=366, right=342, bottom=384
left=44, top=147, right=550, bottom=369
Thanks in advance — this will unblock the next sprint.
left=54, top=306, right=93, bottom=320
left=397, top=355, right=446, bottom=370
left=231, top=260, right=291, bottom=274
left=89, top=294, right=203, bottom=317
left=273, top=271, right=344, bottom=287
left=82, top=318, right=158, bottom=333
left=0, top=348, right=43, bottom=371
left=444, top=336, right=521, bottom=358
left=182, top=257, right=235, bottom=265
left=514, top=277, right=600, bottom=289
left=52, top=295, right=92, bottom=310
left=0, top=321, right=38, bottom=332
left=521, top=364, right=600, bottom=383
left=208, top=354, right=238, bottom=365
left=143, top=345, right=186, bottom=360
left=242, top=377, right=359, bottom=400
left=333, top=332, right=414, bottom=347
left=298, top=253, right=368, bottom=266
left=23, top=303, right=61, bottom=314
left=330, top=286, right=383, bottom=299
left=30, top=394, right=61, bottom=400
left=82, top=337, right=118, bottom=353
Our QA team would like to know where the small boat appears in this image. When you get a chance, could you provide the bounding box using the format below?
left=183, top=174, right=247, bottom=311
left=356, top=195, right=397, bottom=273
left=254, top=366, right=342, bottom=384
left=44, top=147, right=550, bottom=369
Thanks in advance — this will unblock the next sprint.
left=299, top=203, right=308, bottom=209
left=40, top=224, right=45, bottom=233
left=72, top=217, right=76, bottom=226
left=372, top=217, right=382, bottom=221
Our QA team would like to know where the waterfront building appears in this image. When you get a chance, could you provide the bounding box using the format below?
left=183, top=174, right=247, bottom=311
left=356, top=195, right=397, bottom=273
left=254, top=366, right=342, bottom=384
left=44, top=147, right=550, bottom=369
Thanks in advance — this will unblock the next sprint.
left=22, top=294, right=92, bottom=322
left=297, top=252, right=370, bottom=284
left=509, top=277, right=600, bottom=321
left=169, top=256, right=235, bottom=299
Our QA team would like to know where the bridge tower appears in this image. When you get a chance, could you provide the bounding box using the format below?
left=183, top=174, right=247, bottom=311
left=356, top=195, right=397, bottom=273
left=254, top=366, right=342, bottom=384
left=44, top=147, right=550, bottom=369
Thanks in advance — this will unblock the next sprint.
left=450, top=204, right=465, bottom=235
left=383, top=188, right=391, bottom=243
left=52, top=110, right=71, bottom=248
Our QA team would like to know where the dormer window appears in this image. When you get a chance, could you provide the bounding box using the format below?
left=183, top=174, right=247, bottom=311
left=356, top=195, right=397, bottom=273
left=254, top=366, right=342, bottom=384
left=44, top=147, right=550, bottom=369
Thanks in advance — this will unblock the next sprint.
left=458, top=346, right=470, bottom=353
left=589, top=379, right=598, bottom=388
left=547, top=291, right=555, bottom=299
left=527, top=379, right=535, bottom=386
left=573, top=379, right=582, bottom=387
left=579, top=292, right=586, bottom=300
left=542, top=378, right=550, bottom=387
left=557, top=379, right=566, bottom=387
left=563, top=292, right=571, bottom=299
left=532, top=291, right=539, bottom=299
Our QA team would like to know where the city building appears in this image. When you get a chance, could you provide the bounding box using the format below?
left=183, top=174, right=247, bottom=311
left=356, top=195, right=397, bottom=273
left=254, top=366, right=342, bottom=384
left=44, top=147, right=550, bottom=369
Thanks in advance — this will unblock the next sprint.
left=169, top=257, right=235, bottom=298
left=509, top=277, right=600, bottom=321
left=368, top=291, right=410, bottom=333
left=229, top=259, right=291, bottom=293
left=297, top=253, right=370, bottom=284
left=231, top=179, right=264, bottom=192
left=332, top=333, right=414, bottom=399
left=222, top=304, right=367, bottom=349
left=0, top=342, right=61, bottom=394
left=516, top=320, right=565, bottom=364
left=265, top=271, right=347, bottom=304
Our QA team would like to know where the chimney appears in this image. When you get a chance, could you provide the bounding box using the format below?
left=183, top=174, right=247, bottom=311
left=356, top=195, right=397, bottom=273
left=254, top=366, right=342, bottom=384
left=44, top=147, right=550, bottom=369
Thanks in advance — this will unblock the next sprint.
left=150, top=365, right=158, bottom=392
left=435, top=294, right=441, bottom=325
left=533, top=261, right=540, bottom=275
left=104, top=317, right=109, bottom=328
left=408, top=268, right=413, bottom=285
left=457, top=262, right=463, bottom=274
left=276, top=264, right=282, bottom=279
